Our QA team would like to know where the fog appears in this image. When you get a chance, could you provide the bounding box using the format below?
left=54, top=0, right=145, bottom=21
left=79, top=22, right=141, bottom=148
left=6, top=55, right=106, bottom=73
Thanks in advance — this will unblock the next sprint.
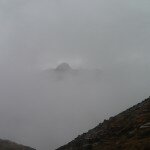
left=0, top=0, right=150, bottom=149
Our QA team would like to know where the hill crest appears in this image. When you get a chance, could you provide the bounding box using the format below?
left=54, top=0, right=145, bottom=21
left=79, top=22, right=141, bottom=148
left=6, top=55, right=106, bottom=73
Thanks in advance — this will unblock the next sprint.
left=0, top=139, right=36, bottom=150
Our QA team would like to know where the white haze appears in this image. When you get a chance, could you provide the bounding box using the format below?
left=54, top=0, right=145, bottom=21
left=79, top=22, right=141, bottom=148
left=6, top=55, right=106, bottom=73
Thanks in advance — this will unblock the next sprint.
left=0, top=0, right=150, bottom=150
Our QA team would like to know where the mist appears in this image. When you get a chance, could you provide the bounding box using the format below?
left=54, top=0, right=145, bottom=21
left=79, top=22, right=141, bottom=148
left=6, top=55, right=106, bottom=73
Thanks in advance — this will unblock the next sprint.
left=0, top=0, right=150, bottom=150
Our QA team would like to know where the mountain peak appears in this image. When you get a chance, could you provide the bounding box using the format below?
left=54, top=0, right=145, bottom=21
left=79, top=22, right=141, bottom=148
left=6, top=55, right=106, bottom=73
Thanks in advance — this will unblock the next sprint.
left=55, top=63, right=72, bottom=72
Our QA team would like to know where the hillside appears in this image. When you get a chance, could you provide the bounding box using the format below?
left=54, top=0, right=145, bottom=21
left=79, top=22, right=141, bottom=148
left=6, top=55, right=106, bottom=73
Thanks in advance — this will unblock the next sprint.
left=56, top=97, right=150, bottom=150
left=0, top=139, right=36, bottom=150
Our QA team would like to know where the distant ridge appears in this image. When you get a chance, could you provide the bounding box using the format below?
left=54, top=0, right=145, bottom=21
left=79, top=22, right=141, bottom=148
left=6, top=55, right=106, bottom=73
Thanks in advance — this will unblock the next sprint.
left=56, top=97, right=150, bottom=150
left=0, top=139, right=36, bottom=150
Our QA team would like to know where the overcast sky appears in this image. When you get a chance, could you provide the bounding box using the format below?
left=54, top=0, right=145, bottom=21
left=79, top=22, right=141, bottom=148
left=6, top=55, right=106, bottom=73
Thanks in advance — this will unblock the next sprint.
left=0, top=0, right=150, bottom=150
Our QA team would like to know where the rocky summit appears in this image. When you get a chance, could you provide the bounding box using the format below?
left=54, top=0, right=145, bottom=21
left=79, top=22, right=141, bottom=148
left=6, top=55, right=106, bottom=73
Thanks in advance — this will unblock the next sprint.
left=55, top=63, right=72, bottom=72
left=0, top=139, right=36, bottom=150
left=56, top=97, right=150, bottom=150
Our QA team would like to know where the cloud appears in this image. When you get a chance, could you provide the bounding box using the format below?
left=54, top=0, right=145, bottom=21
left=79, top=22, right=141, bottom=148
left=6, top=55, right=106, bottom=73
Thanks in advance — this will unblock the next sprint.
left=0, top=0, right=150, bottom=150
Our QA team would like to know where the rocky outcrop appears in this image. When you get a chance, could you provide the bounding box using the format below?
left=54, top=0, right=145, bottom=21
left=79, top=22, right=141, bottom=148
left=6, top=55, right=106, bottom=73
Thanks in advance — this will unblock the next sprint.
left=56, top=97, right=150, bottom=150
left=0, top=139, right=36, bottom=150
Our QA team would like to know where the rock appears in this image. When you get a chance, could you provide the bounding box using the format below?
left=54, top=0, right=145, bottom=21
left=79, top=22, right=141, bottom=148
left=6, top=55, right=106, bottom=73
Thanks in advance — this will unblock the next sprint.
left=140, top=122, right=150, bottom=129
